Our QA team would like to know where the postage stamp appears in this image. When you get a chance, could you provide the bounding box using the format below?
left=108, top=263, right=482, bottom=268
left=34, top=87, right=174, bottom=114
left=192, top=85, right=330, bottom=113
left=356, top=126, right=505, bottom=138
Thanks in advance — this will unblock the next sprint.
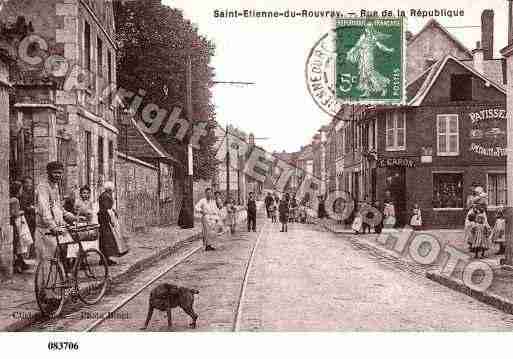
left=335, top=17, right=405, bottom=104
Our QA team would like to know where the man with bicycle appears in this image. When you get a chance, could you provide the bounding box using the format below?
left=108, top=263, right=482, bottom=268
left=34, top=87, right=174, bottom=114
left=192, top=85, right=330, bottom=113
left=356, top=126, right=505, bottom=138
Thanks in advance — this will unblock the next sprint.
left=34, top=161, right=80, bottom=263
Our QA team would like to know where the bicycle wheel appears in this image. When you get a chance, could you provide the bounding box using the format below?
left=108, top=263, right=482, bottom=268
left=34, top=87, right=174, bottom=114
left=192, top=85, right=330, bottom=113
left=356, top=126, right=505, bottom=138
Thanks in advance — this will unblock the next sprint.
left=75, top=248, right=109, bottom=305
left=34, top=258, right=66, bottom=317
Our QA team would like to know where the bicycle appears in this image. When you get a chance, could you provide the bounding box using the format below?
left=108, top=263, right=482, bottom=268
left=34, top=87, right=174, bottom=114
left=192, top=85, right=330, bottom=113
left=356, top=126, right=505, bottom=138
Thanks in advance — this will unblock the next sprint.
left=34, top=223, right=109, bottom=318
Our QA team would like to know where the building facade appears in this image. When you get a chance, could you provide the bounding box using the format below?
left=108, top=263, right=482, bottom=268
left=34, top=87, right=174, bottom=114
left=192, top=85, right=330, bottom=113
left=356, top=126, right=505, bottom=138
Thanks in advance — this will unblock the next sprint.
left=3, top=0, right=118, bottom=200
left=361, top=55, right=506, bottom=228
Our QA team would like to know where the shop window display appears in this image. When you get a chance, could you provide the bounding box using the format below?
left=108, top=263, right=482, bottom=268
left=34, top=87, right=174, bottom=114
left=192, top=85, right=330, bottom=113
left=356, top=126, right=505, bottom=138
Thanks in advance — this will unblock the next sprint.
left=432, top=173, right=463, bottom=209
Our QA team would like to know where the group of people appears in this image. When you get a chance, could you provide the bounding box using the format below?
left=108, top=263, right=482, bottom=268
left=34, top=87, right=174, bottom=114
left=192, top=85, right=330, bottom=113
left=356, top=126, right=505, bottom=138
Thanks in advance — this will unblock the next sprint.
left=351, top=198, right=400, bottom=234
left=194, top=189, right=258, bottom=251
left=464, top=185, right=506, bottom=259
left=9, top=161, right=129, bottom=274
left=264, top=192, right=309, bottom=232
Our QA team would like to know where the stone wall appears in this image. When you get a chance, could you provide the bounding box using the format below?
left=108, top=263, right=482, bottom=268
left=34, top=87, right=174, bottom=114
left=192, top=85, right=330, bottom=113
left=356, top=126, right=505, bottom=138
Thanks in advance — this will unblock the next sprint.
left=0, top=59, right=12, bottom=278
left=116, top=153, right=159, bottom=232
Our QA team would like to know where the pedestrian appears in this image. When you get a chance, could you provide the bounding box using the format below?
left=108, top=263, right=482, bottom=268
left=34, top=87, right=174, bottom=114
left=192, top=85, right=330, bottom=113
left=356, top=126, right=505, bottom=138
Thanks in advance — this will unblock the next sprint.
left=98, top=181, right=129, bottom=265
left=289, top=194, right=298, bottom=222
left=69, top=185, right=98, bottom=255
left=225, top=197, right=237, bottom=235
left=10, top=181, right=31, bottom=273
left=373, top=200, right=384, bottom=234
left=34, top=161, right=78, bottom=263
left=471, top=213, right=491, bottom=259
left=491, top=209, right=506, bottom=255
left=318, top=195, right=327, bottom=219
left=383, top=199, right=396, bottom=229
left=20, top=176, right=36, bottom=258
left=269, top=198, right=277, bottom=223
left=410, top=203, right=422, bottom=230
left=265, top=192, right=273, bottom=218
left=360, top=198, right=371, bottom=234
left=279, top=194, right=290, bottom=232
left=351, top=203, right=363, bottom=234
left=195, top=188, right=219, bottom=251
left=74, top=185, right=96, bottom=223
left=470, top=186, right=489, bottom=226
left=246, top=192, right=257, bottom=232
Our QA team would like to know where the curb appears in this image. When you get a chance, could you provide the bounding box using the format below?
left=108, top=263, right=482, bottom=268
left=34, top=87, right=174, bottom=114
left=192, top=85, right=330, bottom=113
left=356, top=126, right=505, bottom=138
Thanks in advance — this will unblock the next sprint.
left=2, top=210, right=250, bottom=332
left=426, top=271, right=513, bottom=315
left=2, top=232, right=198, bottom=332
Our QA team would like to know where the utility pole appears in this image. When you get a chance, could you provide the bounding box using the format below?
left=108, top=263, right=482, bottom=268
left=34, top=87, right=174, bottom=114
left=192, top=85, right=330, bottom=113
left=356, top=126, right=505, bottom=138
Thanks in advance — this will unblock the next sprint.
left=178, top=52, right=194, bottom=228
left=226, top=124, right=230, bottom=198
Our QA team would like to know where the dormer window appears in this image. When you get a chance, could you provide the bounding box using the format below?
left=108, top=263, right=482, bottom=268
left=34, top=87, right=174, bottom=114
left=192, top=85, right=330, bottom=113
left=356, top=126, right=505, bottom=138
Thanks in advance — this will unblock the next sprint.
left=450, top=74, right=473, bottom=101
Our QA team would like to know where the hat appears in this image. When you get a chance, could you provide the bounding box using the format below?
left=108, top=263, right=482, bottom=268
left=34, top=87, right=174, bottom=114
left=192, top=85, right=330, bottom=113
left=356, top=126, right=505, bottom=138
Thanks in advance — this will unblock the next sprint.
left=46, top=161, right=64, bottom=173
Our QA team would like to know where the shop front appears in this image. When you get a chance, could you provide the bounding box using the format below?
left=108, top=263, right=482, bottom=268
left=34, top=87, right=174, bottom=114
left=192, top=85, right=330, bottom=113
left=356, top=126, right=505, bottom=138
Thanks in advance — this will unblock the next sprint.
left=374, top=103, right=507, bottom=229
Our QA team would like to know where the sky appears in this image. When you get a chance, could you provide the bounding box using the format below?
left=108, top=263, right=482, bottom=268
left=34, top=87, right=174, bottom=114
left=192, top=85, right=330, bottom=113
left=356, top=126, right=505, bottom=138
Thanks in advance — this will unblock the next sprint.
left=164, top=0, right=510, bottom=153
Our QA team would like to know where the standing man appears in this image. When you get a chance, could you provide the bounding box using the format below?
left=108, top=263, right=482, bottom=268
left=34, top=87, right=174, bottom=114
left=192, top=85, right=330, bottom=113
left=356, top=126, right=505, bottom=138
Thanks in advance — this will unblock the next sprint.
left=195, top=188, right=219, bottom=251
left=264, top=192, right=273, bottom=218
left=35, top=161, right=78, bottom=262
left=247, top=192, right=257, bottom=232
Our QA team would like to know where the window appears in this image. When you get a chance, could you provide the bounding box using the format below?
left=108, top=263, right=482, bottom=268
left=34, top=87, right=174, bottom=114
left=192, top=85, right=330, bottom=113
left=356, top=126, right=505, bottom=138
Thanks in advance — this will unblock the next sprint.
left=488, top=173, right=507, bottom=207
left=433, top=173, right=464, bottom=209
left=98, top=135, right=104, bottom=181
left=84, top=21, right=91, bottom=71
left=437, top=114, right=459, bottom=156
left=85, top=131, right=92, bottom=186
left=385, top=111, right=406, bottom=150
left=451, top=74, right=473, bottom=101
left=97, top=36, right=103, bottom=76
left=107, top=50, right=112, bottom=84
left=108, top=140, right=114, bottom=181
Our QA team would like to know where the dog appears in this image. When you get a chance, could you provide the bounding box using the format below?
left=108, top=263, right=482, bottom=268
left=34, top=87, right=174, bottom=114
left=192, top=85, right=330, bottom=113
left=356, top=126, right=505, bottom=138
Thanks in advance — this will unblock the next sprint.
left=141, top=283, right=199, bottom=330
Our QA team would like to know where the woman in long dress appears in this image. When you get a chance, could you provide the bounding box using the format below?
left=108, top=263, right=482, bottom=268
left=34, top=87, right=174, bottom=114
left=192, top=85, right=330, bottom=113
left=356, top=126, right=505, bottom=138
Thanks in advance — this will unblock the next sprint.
left=98, top=182, right=128, bottom=265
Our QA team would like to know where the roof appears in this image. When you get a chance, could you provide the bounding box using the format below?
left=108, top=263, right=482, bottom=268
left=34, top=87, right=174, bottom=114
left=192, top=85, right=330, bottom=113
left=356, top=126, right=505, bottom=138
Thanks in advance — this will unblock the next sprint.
left=461, top=58, right=505, bottom=85
left=408, top=19, right=473, bottom=58
left=407, top=54, right=506, bottom=107
left=124, top=115, right=181, bottom=164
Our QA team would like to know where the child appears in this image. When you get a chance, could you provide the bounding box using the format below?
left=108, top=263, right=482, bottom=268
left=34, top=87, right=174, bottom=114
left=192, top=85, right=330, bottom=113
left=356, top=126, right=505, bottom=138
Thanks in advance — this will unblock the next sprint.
left=269, top=199, right=277, bottom=223
left=352, top=205, right=363, bottom=234
left=279, top=196, right=289, bottom=232
left=471, top=213, right=492, bottom=259
left=383, top=200, right=396, bottom=229
left=491, top=210, right=506, bottom=255
left=225, top=198, right=237, bottom=235
left=410, top=203, right=422, bottom=230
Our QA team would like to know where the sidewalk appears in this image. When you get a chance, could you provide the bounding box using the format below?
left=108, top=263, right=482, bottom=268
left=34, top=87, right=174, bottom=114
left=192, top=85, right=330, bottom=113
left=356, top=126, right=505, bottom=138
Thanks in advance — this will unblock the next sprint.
left=0, top=209, right=249, bottom=332
left=319, top=218, right=513, bottom=314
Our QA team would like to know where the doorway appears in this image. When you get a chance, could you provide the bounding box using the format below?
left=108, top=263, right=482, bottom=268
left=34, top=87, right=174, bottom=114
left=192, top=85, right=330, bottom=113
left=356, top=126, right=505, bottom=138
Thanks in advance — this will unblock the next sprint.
left=385, top=167, right=406, bottom=226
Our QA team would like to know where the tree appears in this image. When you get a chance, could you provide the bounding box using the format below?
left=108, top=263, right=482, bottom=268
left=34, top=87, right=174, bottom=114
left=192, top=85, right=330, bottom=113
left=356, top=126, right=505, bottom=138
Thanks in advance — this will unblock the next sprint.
left=113, top=0, right=219, bottom=181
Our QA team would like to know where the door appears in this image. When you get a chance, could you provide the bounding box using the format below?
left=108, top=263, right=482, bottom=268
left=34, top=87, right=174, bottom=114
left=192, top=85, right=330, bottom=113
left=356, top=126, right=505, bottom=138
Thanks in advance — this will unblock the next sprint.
left=385, top=167, right=406, bottom=226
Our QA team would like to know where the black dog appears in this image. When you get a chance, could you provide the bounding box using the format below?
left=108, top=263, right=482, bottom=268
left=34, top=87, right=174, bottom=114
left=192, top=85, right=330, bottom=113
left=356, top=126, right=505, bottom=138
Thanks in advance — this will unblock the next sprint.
left=141, top=283, right=199, bottom=330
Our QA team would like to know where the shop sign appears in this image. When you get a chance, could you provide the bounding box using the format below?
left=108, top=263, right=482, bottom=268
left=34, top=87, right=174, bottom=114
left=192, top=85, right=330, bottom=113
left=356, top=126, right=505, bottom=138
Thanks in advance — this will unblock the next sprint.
left=377, top=158, right=415, bottom=168
left=469, top=107, right=506, bottom=157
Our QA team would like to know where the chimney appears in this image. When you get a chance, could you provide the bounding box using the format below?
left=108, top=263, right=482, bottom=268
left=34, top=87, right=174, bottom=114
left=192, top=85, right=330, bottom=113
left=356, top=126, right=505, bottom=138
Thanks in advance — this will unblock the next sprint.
left=472, top=41, right=485, bottom=74
left=481, top=9, right=494, bottom=60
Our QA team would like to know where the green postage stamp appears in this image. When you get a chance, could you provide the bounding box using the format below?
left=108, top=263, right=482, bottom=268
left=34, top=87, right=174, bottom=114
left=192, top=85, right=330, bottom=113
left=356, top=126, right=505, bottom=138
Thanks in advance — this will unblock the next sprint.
left=335, top=17, right=405, bottom=104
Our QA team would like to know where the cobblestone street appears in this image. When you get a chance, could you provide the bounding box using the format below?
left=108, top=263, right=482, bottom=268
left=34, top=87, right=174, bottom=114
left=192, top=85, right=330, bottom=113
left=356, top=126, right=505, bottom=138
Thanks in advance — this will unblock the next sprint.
left=25, top=213, right=513, bottom=332
left=238, top=220, right=513, bottom=331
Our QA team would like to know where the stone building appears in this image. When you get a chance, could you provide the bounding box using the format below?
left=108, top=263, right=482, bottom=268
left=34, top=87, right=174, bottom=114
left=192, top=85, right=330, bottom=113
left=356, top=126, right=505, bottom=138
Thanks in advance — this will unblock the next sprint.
left=0, top=24, right=17, bottom=278
left=2, top=0, right=118, bottom=200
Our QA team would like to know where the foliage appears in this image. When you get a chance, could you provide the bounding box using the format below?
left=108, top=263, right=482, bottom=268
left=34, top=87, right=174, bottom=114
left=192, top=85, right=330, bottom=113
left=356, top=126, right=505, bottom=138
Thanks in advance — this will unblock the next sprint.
left=113, top=0, right=219, bottom=181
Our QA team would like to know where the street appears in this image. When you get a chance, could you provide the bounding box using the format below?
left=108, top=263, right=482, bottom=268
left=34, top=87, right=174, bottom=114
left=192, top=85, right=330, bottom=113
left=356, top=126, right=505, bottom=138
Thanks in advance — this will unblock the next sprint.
left=25, top=213, right=513, bottom=332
